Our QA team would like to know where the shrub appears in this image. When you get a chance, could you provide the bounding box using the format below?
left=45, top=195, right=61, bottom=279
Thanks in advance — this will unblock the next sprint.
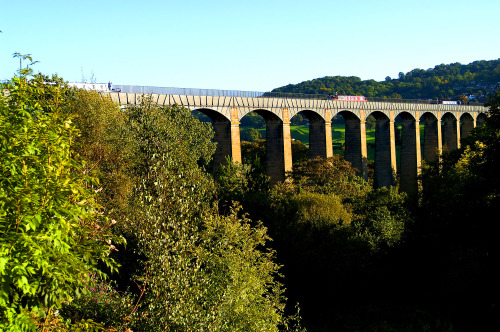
left=0, top=76, right=116, bottom=330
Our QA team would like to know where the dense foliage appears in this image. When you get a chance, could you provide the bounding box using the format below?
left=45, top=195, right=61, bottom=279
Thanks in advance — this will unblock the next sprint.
left=1, top=69, right=297, bottom=330
left=411, top=89, right=500, bottom=331
left=2, top=54, right=498, bottom=331
left=271, top=59, right=500, bottom=100
left=61, top=92, right=294, bottom=331
left=0, top=75, right=117, bottom=330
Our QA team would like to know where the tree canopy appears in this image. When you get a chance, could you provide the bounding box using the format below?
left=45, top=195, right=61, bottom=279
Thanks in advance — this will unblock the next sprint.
left=270, top=59, right=500, bottom=100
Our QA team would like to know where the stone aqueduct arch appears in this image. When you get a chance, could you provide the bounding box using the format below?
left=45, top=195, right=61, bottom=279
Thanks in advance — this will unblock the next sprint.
left=107, top=93, right=487, bottom=197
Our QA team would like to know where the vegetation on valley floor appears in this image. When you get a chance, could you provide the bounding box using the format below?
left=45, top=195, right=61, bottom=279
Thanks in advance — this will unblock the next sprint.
left=1, top=55, right=499, bottom=331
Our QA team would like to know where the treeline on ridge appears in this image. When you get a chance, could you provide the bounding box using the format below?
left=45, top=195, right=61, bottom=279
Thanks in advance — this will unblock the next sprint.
left=270, top=58, right=500, bottom=101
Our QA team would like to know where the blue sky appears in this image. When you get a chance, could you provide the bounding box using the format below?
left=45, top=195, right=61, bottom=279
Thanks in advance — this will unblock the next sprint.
left=1, top=0, right=499, bottom=92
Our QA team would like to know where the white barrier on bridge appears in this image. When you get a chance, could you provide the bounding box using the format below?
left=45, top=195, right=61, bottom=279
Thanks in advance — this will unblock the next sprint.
left=67, top=82, right=109, bottom=92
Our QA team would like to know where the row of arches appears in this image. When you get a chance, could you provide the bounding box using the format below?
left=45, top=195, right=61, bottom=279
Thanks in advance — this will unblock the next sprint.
left=196, top=107, right=487, bottom=197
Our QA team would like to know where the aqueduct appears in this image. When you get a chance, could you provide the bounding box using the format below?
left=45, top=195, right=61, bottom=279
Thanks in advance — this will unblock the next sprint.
left=106, top=92, right=487, bottom=197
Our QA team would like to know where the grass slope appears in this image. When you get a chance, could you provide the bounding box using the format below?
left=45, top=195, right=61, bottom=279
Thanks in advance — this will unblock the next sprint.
left=242, top=123, right=424, bottom=163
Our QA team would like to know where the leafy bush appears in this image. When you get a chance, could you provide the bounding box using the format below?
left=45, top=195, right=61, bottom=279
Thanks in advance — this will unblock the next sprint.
left=291, top=191, right=352, bottom=229
left=112, top=99, right=288, bottom=331
left=60, top=273, right=138, bottom=329
left=240, top=127, right=262, bottom=142
left=291, top=156, right=370, bottom=200
left=0, top=76, right=116, bottom=330
left=351, top=187, right=410, bottom=252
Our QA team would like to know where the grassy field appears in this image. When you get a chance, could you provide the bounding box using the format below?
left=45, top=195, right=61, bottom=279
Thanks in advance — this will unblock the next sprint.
left=245, top=124, right=377, bottom=159
left=242, top=123, right=425, bottom=163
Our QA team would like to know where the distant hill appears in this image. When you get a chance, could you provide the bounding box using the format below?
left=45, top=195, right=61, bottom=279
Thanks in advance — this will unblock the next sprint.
left=270, top=59, right=500, bottom=102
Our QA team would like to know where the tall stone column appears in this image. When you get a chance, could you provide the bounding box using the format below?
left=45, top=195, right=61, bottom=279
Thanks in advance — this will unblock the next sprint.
left=455, top=112, right=461, bottom=150
left=265, top=108, right=292, bottom=185
left=374, top=112, right=396, bottom=188
left=230, top=107, right=242, bottom=163
left=325, top=109, right=333, bottom=158
left=442, top=113, right=458, bottom=151
left=399, top=114, right=421, bottom=199
left=389, top=111, right=398, bottom=178
left=437, top=113, right=443, bottom=156
left=211, top=108, right=241, bottom=168
left=422, top=113, right=441, bottom=163
left=212, top=121, right=233, bottom=168
left=282, top=110, right=293, bottom=176
left=309, top=120, right=328, bottom=159
left=460, top=115, right=475, bottom=143
left=344, top=112, right=368, bottom=179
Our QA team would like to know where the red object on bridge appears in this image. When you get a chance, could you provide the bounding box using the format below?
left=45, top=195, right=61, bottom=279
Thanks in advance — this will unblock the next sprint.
left=335, top=95, right=368, bottom=102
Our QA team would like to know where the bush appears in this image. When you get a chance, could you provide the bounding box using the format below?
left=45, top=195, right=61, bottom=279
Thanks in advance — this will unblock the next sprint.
left=60, top=274, right=138, bottom=329
left=291, top=156, right=370, bottom=200
left=115, top=99, right=288, bottom=330
left=351, top=187, right=410, bottom=252
left=0, top=76, right=116, bottom=329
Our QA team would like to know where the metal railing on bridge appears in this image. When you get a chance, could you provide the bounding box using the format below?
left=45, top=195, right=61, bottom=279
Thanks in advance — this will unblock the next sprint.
left=113, top=85, right=264, bottom=98
left=111, top=85, right=484, bottom=106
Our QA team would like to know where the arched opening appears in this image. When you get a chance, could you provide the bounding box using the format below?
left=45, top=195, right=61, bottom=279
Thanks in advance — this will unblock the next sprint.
left=191, top=108, right=238, bottom=169
left=460, top=113, right=475, bottom=143
left=442, top=112, right=459, bottom=152
left=288, top=111, right=310, bottom=164
left=289, top=110, right=333, bottom=164
left=239, top=109, right=290, bottom=184
left=370, top=111, right=396, bottom=188
left=239, top=111, right=266, bottom=174
left=420, top=112, right=440, bottom=163
left=336, top=111, right=368, bottom=179
left=331, top=113, right=346, bottom=156
left=477, top=113, right=488, bottom=127
left=396, top=112, right=420, bottom=198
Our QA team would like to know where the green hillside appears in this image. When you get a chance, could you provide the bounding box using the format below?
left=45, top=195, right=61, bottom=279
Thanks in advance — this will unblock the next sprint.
left=269, top=59, right=500, bottom=101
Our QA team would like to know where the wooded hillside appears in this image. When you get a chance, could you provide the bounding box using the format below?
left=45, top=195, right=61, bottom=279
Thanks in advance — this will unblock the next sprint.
left=271, top=59, right=500, bottom=101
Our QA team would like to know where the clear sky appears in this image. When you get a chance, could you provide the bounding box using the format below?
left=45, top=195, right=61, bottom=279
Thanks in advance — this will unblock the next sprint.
left=1, top=0, right=499, bottom=92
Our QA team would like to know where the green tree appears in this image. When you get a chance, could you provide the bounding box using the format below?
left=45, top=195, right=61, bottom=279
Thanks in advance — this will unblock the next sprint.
left=240, top=112, right=265, bottom=128
left=291, top=156, right=370, bottom=199
left=351, top=187, right=409, bottom=252
left=118, top=99, right=288, bottom=331
left=64, top=88, right=137, bottom=215
left=240, top=127, right=262, bottom=142
left=413, top=89, right=500, bottom=330
left=0, top=75, right=116, bottom=329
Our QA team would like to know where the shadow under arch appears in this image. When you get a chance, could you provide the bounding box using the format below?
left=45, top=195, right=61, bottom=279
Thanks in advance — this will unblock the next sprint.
left=241, top=109, right=291, bottom=185
left=441, top=112, right=459, bottom=152
left=294, top=110, right=330, bottom=160
left=192, top=108, right=237, bottom=169
left=368, top=111, right=396, bottom=188
left=477, top=112, right=488, bottom=127
left=336, top=110, right=368, bottom=179
left=460, top=113, right=475, bottom=143
left=396, top=111, right=420, bottom=199
left=420, top=112, right=440, bottom=163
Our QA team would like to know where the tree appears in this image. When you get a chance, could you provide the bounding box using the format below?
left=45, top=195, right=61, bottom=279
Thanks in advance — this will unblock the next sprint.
left=240, top=127, right=262, bottom=142
left=351, top=187, right=409, bottom=252
left=291, top=155, right=370, bottom=199
left=290, top=113, right=305, bottom=125
left=12, top=52, right=39, bottom=78
left=114, top=99, right=288, bottom=331
left=0, top=75, right=116, bottom=329
left=240, top=112, right=265, bottom=128
left=413, top=88, right=500, bottom=330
